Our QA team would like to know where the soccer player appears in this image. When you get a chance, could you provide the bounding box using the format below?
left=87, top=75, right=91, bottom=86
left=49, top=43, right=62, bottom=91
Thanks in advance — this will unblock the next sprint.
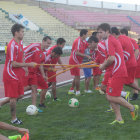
left=24, top=36, right=52, bottom=108
left=138, top=38, right=140, bottom=48
left=3, top=24, right=36, bottom=124
left=82, top=40, right=92, bottom=93
left=120, top=28, right=139, bottom=59
left=0, top=121, right=29, bottom=140
left=41, top=46, right=63, bottom=104
left=91, top=32, right=106, bottom=90
left=98, top=23, right=139, bottom=124
left=46, top=38, right=66, bottom=101
left=68, top=29, right=91, bottom=96
left=88, top=36, right=102, bottom=90
left=120, top=28, right=140, bottom=100
left=111, top=27, right=140, bottom=93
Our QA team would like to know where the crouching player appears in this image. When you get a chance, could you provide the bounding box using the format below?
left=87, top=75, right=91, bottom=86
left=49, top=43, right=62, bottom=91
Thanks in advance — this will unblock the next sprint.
left=24, top=36, right=51, bottom=109
left=46, top=38, right=66, bottom=101
left=40, top=46, right=63, bottom=104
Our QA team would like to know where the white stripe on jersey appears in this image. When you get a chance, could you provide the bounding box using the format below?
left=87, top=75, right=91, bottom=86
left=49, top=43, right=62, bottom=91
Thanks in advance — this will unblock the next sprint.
left=112, top=53, right=121, bottom=74
left=24, top=43, right=40, bottom=53
left=10, top=40, right=15, bottom=61
left=77, top=39, right=80, bottom=50
left=7, top=60, right=18, bottom=80
left=98, top=42, right=105, bottom=50
left=73, top=50, right=79, bottom=64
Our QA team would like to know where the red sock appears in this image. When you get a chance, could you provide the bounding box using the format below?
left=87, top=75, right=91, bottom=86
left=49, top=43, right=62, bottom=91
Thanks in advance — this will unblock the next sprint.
left=70, top=87, right=74, bottom=90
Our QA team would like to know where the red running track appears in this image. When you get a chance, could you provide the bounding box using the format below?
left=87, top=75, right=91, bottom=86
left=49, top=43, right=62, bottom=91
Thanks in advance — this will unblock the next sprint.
left=0, top=56, right=84, bottom=98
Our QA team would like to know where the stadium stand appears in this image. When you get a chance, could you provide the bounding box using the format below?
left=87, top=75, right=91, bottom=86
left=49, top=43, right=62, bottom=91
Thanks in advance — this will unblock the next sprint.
left=0, top=0, right=139, bottom=47
left=40, top=1, right=140, bottom=37
left=0, top=8, right=44, bottom=46
left=45, top=7, right=130, bottom=27
left=0, top=1, right=79, bottom=46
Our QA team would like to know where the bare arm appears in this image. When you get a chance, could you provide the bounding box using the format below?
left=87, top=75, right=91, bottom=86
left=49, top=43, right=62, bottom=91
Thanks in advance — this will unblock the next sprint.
left=99, top=56, right=115, bottom=71
left=0, top=122, right=29, bottom=134
left=0, top=134, right=9, bottom=140
left=58, top=58, right=65, bottom=69
left=11, top=61, right=36, bottom=68
left=58, top=58, right=62, bottom=65
left=0, top=122, right=18, bottom=131
left=76, top=51, right=91, bottom=59
left=39, top=65, right=47, bottom=81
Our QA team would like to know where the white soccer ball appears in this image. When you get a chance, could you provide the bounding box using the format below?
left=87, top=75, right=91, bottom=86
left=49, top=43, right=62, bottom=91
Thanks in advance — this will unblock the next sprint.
left=45, top=91, right=51, bottom=99
left=68, top=98, right=79, bottom=107
left=26, top=105, right=38, bottom=115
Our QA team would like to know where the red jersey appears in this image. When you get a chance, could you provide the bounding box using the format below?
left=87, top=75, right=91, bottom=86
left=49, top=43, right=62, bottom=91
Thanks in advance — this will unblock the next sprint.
left=43, top=50, right=58, bottom=70
left=129, top=37, right=139, bottom=50
left=104, top=35, right=127, bottom=78
left=24, top=43, right=45, bottom=73
left=3, top=39, right=24, bottom=81
left=44, top=50, right=54, bottom=64
left=129, top=37, right=140, bottom=65
left=48, top=45, right=56, bottom=53
left=47, top=45, right=60, bottom=64
left=118, top=35, right=137, bottom=68
left=96, top=41, right=106, bottom=64
left=69, top=37, right=88, bottom=64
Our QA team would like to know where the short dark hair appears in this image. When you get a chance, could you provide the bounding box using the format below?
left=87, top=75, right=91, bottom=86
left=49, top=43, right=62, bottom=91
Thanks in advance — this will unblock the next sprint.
left=80, top=29, right=88, bottom=37
left=88, top=36, right=99, bottom=43
left=52, top=46, right=63, bottom=55
left=97, top=23, right=111, bottom=33
left=43, top=36, right=51, bottom=41
left=57, top=38, right=66, bottom=45
left=138, top=38, right=140, bottom=40
left=111, top=27, right=120, bottom=35
left=11, top=23, right=24, bottom=36
left=92, top=31, right=98, bottom=37
left=120, top=28, right=128, bottom=36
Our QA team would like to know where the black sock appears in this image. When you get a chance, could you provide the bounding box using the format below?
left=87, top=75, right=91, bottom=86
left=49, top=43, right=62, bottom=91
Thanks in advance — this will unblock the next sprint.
left=133, top=93, right=138, bottom=98
left=54, top=97, right=57, bottom=100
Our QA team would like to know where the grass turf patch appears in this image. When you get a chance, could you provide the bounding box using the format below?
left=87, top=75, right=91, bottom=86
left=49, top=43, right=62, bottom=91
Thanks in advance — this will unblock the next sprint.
left=0, top=81, right=140, bottom=140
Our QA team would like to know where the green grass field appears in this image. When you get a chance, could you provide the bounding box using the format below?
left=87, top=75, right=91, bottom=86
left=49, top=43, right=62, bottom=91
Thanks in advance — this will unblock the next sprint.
left=0, top=81, right=140, bottom=140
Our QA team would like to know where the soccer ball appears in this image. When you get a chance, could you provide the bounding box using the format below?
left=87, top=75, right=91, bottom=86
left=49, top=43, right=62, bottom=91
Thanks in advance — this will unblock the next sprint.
left=68, top=98, right=79, bottom=107
left=99, top=89, right=105, bottom=95
left=26, top=105, right=38, bottom=115
left=45, top=91, right=51, bottom=99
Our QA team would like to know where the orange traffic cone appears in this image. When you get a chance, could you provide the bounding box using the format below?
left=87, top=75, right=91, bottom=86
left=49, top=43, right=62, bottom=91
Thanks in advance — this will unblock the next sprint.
left=21, top=133, right=29, bottom=140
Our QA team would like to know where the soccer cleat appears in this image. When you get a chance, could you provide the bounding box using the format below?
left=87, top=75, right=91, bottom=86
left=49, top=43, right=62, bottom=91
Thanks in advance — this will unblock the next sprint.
left=38, top=103, right=46, bottom=108
left=99, top=90, right=105, bottom=95
left=125, top=91, right=130, bottom=102
left=75, top=91, right=81, bottom=96
left=130, top=93, right=138, bottom=101
left=109, top=120, right=124, bottom=125
left=53, top=98, right=61, bottom=102
left=130, top=105, right=139, bottom=121
left=95, top=87, right=101, bottom=91
left=106, top=108, right=114, bottom=112
left=11, top=118, right=22, bottom=125
left=68, top=90, right=75, bottom=95
left=38, top=108, right=43, bottom=113
left=84, top=90, right=92, bottom=93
